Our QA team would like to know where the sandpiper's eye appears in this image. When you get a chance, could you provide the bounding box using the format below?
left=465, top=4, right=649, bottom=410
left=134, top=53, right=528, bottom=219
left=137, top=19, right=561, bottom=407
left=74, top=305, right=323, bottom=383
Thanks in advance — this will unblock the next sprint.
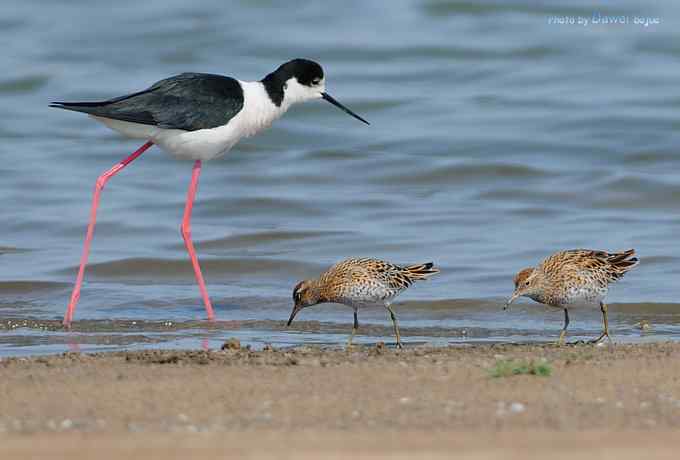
left=525, top=280, right=530, bottom=286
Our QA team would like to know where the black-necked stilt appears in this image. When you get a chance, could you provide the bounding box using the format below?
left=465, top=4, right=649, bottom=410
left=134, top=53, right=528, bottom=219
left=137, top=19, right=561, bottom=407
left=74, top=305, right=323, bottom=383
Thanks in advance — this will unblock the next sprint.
left=51, top=58, right=369, bottom=327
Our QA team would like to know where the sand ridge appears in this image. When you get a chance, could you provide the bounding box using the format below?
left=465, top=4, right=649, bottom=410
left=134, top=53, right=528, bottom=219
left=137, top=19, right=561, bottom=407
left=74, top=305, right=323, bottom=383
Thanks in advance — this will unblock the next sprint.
left=1, top=342, right=679, bottom=458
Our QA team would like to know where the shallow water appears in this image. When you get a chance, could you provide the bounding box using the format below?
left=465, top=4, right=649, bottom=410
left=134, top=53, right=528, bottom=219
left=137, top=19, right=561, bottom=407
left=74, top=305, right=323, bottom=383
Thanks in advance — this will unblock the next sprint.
left=2, top=0, right=680, bottom=355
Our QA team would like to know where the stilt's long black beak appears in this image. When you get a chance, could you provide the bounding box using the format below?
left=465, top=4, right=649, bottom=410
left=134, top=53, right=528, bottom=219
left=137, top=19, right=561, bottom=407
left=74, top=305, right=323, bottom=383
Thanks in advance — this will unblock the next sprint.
left=287, top=304, right=302, bottom=327
left=321, top=93, right=369, bottom=125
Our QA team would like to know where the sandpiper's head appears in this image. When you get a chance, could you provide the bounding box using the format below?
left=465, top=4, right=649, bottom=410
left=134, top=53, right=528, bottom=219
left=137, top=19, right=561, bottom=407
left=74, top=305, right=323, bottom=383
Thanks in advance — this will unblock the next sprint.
left=505, top=267, right=543, bottom=309
left=263, top=58, right=369, bottom=124
left=287, top=279, right=322, bottom=326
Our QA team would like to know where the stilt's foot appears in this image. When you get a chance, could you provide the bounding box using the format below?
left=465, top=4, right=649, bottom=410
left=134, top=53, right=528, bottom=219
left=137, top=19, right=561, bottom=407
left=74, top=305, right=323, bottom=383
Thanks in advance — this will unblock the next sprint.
left=63, top=304, right=74, bottom=328
left=555, top=330, right=567, bottom=346
left=395, top=341, right=404, bottom=349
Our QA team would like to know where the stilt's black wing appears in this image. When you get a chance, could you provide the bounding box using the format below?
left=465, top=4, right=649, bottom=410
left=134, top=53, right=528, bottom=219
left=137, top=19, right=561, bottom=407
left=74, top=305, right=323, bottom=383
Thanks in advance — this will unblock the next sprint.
left=50, top=73, right=245, bottom=132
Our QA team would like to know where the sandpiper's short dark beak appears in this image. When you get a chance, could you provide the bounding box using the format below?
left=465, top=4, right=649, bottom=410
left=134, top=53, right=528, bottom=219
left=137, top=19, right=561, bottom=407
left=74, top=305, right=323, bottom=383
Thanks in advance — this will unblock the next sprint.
left=287, top=304, right=302, bottom=326
left=321, top=92, right=369, bottom=125
left=504, top=293, right=520, bottom=311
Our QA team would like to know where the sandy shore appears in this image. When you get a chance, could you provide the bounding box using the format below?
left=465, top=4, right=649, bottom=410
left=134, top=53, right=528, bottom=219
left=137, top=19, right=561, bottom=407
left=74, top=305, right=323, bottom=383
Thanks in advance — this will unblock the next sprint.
left=1, top=342, right=680, bottom=458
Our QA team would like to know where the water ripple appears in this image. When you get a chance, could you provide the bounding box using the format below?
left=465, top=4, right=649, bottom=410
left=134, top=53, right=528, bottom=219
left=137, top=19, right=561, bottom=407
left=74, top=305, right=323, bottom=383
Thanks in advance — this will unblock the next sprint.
left=1, top=0, right=679, bottom=354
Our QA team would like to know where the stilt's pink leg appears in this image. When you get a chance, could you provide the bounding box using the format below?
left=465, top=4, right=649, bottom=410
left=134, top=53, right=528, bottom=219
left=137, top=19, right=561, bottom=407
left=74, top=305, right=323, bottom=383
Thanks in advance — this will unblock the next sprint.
left=64, top=141, right=154, bottom=327
left=181, top=160, right=215, bottom=320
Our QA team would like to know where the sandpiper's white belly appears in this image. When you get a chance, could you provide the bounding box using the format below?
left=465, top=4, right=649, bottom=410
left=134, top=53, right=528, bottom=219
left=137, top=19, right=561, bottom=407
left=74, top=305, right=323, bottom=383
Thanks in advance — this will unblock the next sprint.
left=92, top=80, right=287, bottom=161
left=337, top=289, right=399, bottom=310
left=562, top=285, right=608, bottom=309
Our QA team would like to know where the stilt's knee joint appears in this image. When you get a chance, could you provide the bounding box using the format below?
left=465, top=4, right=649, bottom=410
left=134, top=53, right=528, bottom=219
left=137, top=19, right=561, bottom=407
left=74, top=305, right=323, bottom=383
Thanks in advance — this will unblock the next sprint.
left=95, top=175, right=108, bottom=191
left=180, top=224, right=191, bottom=241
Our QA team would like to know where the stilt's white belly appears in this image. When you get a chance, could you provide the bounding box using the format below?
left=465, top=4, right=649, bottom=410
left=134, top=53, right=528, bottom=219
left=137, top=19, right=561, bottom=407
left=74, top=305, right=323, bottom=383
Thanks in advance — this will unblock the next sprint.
left=93, top=116, right=242, bottom=161
left=154, top=125, right=241, bottom=161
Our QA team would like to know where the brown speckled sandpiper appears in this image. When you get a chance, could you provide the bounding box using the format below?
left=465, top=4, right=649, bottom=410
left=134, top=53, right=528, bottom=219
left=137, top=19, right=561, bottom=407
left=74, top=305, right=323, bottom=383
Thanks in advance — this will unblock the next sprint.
left=505, top=249, right=639, bottom=345
left=287, top=258, right=439, bottom=348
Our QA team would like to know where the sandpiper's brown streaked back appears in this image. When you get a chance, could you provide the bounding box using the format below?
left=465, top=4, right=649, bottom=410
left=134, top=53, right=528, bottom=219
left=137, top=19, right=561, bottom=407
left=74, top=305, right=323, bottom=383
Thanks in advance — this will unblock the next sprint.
left=505, top=249, right=639, bottom=345
left=287, top=258, right=439, bottom=348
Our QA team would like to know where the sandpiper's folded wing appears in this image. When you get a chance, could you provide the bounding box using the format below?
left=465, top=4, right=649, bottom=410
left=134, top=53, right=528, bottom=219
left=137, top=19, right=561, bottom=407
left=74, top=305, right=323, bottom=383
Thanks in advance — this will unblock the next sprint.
left=50, top=73, right=245, bottom=132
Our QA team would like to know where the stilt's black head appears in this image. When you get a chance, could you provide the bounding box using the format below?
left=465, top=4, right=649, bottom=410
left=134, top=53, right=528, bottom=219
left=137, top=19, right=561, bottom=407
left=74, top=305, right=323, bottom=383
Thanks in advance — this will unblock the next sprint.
left=270, top=59, right=324, bottom=87
left=262, top=58, right=369, bottom=125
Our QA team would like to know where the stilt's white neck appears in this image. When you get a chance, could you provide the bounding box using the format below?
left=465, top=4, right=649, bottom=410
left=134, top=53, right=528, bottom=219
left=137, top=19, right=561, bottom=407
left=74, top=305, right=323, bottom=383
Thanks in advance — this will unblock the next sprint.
left=237, top=80, right=291, bottom=139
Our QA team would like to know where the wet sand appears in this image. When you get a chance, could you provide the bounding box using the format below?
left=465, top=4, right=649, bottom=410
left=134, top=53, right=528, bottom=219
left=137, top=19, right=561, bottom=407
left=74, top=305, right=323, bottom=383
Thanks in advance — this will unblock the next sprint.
left=1, top=342, right=680, bottom=459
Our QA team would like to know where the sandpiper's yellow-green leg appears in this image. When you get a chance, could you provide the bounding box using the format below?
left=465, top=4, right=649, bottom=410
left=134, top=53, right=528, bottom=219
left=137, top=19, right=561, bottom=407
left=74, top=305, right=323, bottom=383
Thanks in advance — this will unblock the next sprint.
left=556, top=308, right=570, bottom=346
left=347, top=310, right=359, bottom=349
left=386, top=305, right=403, bottom=349
left=589, top=302, right=611, bottom=343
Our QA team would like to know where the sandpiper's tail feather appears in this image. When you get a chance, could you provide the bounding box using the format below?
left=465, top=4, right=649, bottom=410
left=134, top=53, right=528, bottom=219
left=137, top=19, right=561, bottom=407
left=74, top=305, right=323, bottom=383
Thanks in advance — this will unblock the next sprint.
left=606, top=249, right=639, bottom=279
left=403, top=262, right=440, bottom=280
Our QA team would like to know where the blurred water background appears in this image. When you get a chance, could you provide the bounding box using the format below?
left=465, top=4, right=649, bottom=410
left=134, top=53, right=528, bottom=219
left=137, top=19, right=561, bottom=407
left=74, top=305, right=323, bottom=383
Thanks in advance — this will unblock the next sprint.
left=2, top=0, right=680, bottom=355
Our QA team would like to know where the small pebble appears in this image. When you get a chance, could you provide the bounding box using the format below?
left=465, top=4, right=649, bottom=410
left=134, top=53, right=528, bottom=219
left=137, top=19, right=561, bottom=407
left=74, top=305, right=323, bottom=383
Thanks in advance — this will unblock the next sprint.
left=221, top=338, right=241, bottom=350
left=634, top=320, right=651, bottom=331
left=127, top=422, right=142, bottom=432
left=509, top=402, right=525, bottom=414
left=258, top=413, right=273, bottom=422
